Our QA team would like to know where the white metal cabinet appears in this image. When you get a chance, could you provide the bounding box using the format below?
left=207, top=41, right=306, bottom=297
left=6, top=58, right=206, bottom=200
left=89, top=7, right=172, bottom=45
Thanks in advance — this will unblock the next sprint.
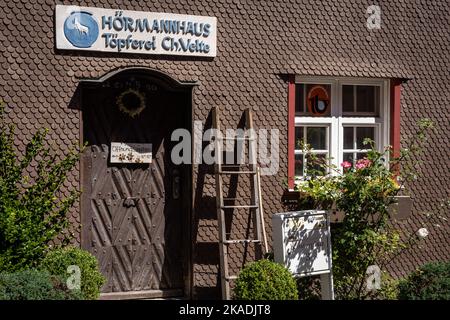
left=272, top=210, right=334, bottom=299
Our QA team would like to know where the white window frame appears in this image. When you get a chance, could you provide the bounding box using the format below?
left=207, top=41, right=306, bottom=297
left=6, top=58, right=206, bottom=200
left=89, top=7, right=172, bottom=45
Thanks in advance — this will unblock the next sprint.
left=294, top=76, right=390, bottom=180
left=342, top=124, right=379, bottom=165
left=294, top=125, right=330, bottom=177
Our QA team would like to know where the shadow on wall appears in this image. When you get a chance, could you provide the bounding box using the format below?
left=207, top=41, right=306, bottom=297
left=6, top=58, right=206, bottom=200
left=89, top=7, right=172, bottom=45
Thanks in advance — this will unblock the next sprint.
left=192, top=110, right=220, bottom=298
left=192, top=110, right=262, bottom=299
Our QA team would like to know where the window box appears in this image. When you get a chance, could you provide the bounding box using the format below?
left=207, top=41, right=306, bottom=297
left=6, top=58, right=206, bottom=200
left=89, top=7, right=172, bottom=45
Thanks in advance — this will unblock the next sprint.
left=388, top=195, right=413, bottom=220
left=329, top=195, right=412, bottom=223
left=283, top=191, right=412, bottom=222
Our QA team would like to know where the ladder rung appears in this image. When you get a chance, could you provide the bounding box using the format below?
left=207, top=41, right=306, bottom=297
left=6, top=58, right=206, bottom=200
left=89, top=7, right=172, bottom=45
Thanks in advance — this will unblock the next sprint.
left=220, top=164, right=255, bottom=168
left=219, top=137, right=255, bottom=141
left=218, top=170, right=256, bottom=174
left=225, top=275, right=238, bottom=280
left=223, top=239, right=261, bottom=244
left=221, top=205, right=258, bottom=209
left=223, top=198, right=253, bottom=202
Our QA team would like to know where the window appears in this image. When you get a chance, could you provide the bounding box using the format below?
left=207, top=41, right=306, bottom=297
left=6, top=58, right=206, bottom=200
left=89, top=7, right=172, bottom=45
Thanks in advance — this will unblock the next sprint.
left=291, top=77, right=390, bottom=182
left=295, top=126, right=329, bottom=176
left=342, top=85, right=380, bottom=116
left=342, top=126, right=375, bottom=165
left=296, top=84, right=332, bottom=116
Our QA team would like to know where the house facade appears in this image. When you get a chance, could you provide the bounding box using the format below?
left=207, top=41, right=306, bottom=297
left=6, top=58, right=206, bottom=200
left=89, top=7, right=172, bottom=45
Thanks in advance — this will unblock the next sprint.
left=0, top=0, right=448, bottom=299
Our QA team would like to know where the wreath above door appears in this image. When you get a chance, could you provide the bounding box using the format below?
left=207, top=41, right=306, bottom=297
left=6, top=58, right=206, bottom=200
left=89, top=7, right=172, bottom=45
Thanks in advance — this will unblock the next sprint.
left=116, top=88, right=146, bottom=118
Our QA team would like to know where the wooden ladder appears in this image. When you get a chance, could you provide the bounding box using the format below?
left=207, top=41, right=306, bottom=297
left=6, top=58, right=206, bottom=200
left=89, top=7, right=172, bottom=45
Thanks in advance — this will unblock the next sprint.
left=212, top=107, right=268, bottom=300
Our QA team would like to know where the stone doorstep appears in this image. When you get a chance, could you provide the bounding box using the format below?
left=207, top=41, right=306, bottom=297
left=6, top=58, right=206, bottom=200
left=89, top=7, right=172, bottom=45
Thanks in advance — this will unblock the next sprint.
left=99, top=289, right=185, bottom=300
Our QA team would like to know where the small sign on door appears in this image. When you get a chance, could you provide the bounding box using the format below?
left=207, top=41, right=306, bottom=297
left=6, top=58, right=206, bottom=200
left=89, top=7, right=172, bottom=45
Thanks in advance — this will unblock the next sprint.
left=110, top=142, right=152, bottom=164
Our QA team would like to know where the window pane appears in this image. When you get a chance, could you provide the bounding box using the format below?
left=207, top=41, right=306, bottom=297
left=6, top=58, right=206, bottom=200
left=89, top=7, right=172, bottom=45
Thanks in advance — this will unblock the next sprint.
left=343, top=152, right=354, bottom=164
left=356, top=152, right=368, bottom=160
left=304, top=84, right=331, bottom=116
left=306, top=154, right=327, bottom=174
left=342, top=85, right=354, bottom=112
left=307, top=127, right=326, bottom=150
left=356, top=127, right=375, bottom=149
left=356, top=86, right=379, bottom=113
left=295, top=154, right=303, bottom=176
left=295, top=127, right=304, bottom=149
left=295, top=84, right=304, bottom=114
left=343, top=127, right=354, bottom=149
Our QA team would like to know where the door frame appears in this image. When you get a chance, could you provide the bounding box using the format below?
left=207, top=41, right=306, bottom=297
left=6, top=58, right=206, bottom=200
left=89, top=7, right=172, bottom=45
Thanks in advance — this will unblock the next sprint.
left=78, top=67, right=198, bottom=299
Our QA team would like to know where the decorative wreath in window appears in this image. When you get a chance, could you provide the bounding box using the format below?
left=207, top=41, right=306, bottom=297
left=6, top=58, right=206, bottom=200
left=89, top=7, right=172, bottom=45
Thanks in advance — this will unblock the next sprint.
left=116, top=89, right=146, bottom=118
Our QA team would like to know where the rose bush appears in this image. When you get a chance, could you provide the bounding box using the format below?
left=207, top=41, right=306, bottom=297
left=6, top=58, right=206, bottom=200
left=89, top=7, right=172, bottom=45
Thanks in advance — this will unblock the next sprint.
left=295, top=119, right=435, bottom=299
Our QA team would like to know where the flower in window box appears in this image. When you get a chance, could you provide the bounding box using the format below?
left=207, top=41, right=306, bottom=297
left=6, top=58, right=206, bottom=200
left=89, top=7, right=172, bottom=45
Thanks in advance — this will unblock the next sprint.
left=389, top=177, right=401, bottom=190
left=355, top=158, right=372, bottom=170
left=341, top=161, right=352, bottom=169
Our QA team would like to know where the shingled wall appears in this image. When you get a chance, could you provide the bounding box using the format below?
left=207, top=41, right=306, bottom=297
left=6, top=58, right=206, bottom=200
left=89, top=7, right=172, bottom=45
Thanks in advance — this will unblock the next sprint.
left=0, top=0, right=448, bottom=298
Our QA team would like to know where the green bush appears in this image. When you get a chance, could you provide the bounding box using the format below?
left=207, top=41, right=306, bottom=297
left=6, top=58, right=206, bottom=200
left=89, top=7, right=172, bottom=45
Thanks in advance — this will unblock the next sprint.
left=398, top=261, right=450, bottom=300
left=0, top=269, right=83, bottom=300
left=40, top=247, right=105, bottom=300
left=234, top=259, right=298, bottom=300
left=0, top=101, right=82, bottom=272
left=296, top=276, right=321, bottom=300
left=376, top=272, right=400, bottom=300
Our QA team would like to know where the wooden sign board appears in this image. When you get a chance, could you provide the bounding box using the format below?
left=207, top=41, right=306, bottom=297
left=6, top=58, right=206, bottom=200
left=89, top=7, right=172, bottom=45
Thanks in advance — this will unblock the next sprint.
left=272, top=210, right=334, bottom=300
left=55, top=5, right=217, bottom=57
left=272, top=210, right=332, bottom=276
left=110, top=142, right=152, bottom=164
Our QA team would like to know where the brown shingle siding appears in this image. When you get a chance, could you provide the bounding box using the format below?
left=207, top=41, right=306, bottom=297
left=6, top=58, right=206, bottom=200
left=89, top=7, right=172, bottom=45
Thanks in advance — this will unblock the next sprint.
left=0, top=0, right=448, bottom=297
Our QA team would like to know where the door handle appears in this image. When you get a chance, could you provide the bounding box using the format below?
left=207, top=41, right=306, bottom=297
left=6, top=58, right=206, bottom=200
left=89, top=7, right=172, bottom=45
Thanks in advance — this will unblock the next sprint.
left=172, top=169, right=180, bottom=200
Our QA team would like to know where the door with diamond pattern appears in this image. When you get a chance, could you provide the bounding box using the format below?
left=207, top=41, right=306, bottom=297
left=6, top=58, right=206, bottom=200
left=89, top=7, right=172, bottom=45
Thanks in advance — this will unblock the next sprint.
left=81, top=73, right=187, bottom=297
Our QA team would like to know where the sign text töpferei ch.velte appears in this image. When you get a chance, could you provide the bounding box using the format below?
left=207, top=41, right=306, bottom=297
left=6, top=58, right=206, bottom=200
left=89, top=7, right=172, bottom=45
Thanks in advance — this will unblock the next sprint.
left=55, top=5, right=217, bottom=57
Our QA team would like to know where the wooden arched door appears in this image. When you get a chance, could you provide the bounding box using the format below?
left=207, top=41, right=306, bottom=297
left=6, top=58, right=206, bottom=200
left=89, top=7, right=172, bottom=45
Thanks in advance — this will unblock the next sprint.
left=81, top=72, right=191, bottom=299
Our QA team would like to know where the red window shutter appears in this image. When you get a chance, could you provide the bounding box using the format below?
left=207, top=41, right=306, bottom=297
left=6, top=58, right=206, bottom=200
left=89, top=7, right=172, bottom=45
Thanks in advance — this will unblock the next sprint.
left=288, top=75, right=296, bottom=189
left=390, top=79, right=402, bottom=172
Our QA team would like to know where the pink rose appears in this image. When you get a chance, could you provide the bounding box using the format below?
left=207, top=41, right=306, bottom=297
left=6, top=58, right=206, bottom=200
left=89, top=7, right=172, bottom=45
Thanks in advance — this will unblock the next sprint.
left=355, top=158, right=371, bottom=170
left=341, top=161, right=352, bottom=169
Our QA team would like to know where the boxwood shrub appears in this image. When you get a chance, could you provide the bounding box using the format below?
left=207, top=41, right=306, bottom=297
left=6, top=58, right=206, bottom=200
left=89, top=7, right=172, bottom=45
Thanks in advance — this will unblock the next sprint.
left=0, top=269, right=83, bottom=300
left=40, top=247, right=105, bottom=300
left=398, top=260, right=450, bottom=300
left=234, top=259, right=298, bottom=300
